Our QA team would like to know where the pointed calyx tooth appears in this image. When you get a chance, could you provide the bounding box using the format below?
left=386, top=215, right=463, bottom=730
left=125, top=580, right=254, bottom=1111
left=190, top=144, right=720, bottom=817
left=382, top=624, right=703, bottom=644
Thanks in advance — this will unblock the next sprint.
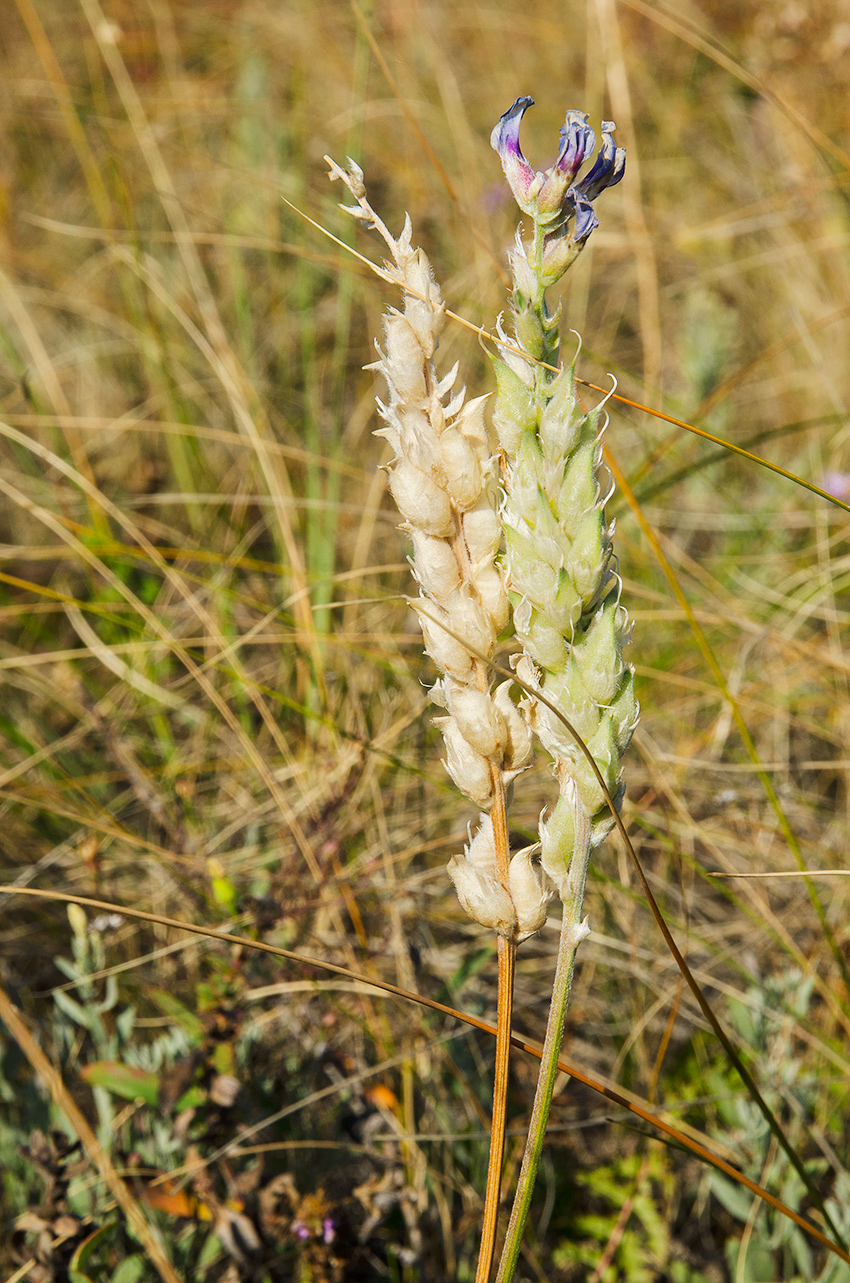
left=455, top=394, right=491, bottom=448
left=429, top=677, right=450, bottom=710
left=344, top=159, right=366, bottom=199
left=609, top=668, right=639, bottom=747
left=434, top=360, right=461, bottom=401
left=510, top=247, right=540, bottom=303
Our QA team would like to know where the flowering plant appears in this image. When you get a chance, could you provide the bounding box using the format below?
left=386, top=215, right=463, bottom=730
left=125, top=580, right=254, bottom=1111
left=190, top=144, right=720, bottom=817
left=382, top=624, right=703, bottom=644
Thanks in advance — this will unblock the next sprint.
left=328, top=96, right=632, bottom=1282
left=491, top=96, right=625, bottom=284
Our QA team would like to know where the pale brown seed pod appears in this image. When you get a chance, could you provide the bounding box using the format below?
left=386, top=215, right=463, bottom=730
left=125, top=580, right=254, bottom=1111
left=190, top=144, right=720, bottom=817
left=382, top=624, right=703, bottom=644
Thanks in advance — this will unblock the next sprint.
left=329, top=156, right=541, bottom=939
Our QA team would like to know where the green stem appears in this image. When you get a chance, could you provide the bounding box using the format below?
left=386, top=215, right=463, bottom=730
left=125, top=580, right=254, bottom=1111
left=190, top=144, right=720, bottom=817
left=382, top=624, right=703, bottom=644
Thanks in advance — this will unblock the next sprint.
left=532, top=219, right=546, bottom=312
left=526, top=218, right=559, bottom=384
left=494, top=837, right=593, bottom=1283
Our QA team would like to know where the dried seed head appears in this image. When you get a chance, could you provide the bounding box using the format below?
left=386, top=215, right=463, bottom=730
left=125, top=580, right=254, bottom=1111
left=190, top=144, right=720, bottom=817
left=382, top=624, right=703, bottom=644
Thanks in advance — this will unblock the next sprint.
left=331, top=158, right=541, bottom=938
left=447, top=855, right=516, bottom=937
left=448, top=686, right=508, bottom=760
left=508, top=847, right=552, bottom=939
left=438, top=716, right=494, bottom=810
left=388, top=461, right=455, bottom=538
left=409, top=531, right=462, bottom=600
left=492, top=682, right=534, bottom=774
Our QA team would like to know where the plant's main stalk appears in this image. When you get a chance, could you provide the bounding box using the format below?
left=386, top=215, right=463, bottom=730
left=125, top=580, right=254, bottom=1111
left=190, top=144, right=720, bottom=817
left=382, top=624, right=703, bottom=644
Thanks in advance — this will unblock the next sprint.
left=489, top=97, right=637, bottom=1280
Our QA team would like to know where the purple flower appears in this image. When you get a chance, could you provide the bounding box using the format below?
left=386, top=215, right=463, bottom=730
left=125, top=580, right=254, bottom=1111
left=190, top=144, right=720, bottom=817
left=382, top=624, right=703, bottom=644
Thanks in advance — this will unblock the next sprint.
left=490, top=98, right=625, bottom=246
left=574, top=121, right=626, bottom=201
left=556, top=109, right=596, bottom=181
left=489, top=96, right=539, bottom=208
left=566, top=192, right=600, bottom=243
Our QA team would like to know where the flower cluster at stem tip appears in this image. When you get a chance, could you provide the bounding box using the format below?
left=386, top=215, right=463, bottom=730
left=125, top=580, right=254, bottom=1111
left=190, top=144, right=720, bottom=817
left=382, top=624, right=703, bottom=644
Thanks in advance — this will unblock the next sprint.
left=491, top=96, right=625, bottom=287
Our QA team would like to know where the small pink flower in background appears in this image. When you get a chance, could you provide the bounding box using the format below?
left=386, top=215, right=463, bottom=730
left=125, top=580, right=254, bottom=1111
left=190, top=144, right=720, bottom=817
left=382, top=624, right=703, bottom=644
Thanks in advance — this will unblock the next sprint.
left=823, top=471, right=850, bottom=501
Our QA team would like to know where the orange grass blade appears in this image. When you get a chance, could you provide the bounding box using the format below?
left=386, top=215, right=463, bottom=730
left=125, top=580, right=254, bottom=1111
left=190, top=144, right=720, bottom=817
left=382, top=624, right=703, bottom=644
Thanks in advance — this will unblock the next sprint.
left=582, top=380, right=850, bottom=513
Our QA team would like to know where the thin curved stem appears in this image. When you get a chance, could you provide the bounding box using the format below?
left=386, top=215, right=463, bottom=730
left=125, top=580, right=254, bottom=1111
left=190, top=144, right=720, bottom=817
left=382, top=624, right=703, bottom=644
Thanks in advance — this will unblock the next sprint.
left=495, top=838, right=593, bottom=1283
left=475, top=935, right=516, bottom=1283
left=474, top=769, right=516, bottom=1283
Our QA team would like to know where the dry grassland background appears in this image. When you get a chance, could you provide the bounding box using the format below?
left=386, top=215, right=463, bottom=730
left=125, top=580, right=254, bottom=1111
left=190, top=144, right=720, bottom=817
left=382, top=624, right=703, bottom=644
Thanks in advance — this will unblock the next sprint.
left=0, top=1, right=849, bottom=1279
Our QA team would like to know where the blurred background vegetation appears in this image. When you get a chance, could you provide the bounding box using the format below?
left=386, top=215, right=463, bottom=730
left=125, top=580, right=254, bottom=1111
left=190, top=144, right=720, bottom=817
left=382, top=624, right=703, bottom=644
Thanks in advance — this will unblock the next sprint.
left=0, top=0, right=849, bottom=1279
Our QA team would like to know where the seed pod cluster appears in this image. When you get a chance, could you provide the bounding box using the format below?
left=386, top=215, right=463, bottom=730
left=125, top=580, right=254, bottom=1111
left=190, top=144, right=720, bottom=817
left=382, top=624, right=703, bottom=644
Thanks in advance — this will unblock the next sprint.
left=327, top=157, right=548, bottom=940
